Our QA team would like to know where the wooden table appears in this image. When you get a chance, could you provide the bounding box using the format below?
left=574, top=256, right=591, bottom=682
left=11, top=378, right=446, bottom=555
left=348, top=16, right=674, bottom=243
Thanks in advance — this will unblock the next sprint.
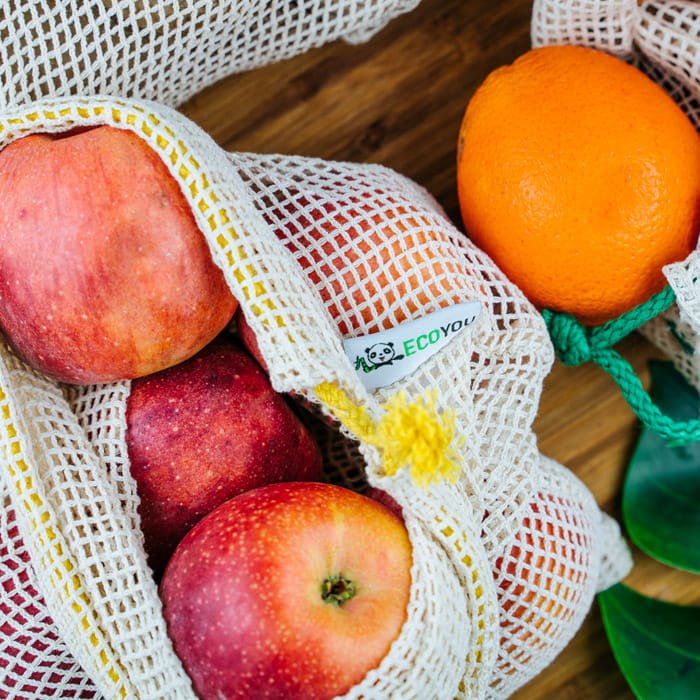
left=179, top=1, right=700, bottom=697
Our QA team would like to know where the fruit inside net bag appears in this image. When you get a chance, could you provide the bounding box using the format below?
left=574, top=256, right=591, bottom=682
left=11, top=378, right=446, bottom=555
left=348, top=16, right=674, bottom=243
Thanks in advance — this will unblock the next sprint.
left=0, top=96, right=632, bottom=699
left=532, top=0, right=700, bottom=412
left=0, top=0, right=421, bottom=111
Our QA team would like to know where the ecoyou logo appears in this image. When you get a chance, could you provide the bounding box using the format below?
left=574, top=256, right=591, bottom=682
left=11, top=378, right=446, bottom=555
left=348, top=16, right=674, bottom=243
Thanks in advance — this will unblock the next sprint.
left=343, top=301, right=481, bottom=391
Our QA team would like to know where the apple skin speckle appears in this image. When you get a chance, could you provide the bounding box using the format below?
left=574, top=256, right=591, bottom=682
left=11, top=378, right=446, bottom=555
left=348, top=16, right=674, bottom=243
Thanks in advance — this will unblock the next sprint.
left=126, top=333, right=323, bottom=577
left=0, top=126, right=237, bottom=384
left=160, top=481, right=413, bottom=700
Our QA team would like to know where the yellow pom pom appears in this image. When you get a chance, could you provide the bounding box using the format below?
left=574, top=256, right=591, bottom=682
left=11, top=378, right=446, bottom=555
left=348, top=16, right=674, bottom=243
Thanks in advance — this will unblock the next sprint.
left=314, top=382, right=463, bottom=489
left=376, top=390, right=463, bottom=488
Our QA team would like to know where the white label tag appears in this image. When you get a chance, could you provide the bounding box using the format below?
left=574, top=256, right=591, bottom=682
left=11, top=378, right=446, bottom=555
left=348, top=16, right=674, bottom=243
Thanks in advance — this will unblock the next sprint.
left=343, top=302, right=482, bottom=391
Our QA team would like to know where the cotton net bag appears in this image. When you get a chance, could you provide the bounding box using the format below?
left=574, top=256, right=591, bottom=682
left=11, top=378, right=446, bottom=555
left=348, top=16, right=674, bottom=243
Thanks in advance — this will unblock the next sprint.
left=0, top=92, right=632, bottom=699
left=531, top=0, right=700, bottom=435
left=0, top=0, right=422, bottom=111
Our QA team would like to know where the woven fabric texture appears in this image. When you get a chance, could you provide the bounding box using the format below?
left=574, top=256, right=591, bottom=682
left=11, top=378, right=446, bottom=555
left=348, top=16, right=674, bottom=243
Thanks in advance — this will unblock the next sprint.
left=0, top=95, right=632, bottom=699
left=0, top=0, right=420, bottom=110
left=0, top=1, right=642, bottom=697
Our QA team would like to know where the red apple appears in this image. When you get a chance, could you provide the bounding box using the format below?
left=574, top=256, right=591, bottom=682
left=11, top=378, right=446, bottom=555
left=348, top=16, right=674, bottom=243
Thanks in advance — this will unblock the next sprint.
left=235, top=307, right=269, bottom=373
left=160, top=481, right=413, bottom=700
left=0, top=125, right=237, bottom=384
left=364, top=485, right=404, bottom=520
left=126, top=333, right=324, bottom=576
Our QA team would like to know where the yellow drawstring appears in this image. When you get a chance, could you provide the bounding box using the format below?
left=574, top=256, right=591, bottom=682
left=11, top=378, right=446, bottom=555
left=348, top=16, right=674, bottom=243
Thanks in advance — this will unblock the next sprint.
left=314, top=381, right=463, bottom=489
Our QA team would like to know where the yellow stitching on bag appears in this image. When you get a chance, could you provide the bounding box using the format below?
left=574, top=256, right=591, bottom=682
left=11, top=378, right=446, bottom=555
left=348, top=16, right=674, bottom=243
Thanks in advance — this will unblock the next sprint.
left=465, top=553, right=486, bottom=667
left=0, top=385, right=129, bottom=699
left=0, top=102, right=291, bottom=696
left=314, top=381, right=463, bottom=488
left=440, top=512, right=494, bottom=689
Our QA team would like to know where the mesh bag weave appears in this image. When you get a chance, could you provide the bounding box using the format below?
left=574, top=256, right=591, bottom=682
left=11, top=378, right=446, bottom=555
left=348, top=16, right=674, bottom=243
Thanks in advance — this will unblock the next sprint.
left=0, top=95, right=632, bottom=699
left=0, top=1, right=634, bottom=697
left=531, top=0, right=700, bottom=397
left=0, top=0, right=421, bottom=111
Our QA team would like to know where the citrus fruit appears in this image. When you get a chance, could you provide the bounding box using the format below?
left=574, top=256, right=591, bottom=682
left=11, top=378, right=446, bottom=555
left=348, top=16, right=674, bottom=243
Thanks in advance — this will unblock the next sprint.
left=457, top=44, right=700, bottom=326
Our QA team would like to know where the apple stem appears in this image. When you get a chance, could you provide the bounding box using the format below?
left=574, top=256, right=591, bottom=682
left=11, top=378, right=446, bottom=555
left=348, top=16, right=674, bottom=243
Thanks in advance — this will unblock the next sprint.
left=321, top=574, right=356, bottom=606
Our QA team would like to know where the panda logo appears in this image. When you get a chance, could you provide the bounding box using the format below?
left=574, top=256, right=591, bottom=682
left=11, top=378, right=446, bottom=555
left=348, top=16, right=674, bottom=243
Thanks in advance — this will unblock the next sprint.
left=364, top=341, right=404, bottom=369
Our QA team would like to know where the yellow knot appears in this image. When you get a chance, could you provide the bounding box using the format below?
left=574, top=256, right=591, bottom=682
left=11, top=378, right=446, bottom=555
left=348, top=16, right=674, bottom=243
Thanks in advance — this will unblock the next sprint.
left=314, top=381, right=463, bottom=489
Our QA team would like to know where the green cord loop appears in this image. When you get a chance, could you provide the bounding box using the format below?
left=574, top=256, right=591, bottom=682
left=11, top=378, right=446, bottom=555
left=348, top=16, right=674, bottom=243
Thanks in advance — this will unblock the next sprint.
left=542, top=311, right=594, bottom=366
left=542, top=285, right=700, bottom=446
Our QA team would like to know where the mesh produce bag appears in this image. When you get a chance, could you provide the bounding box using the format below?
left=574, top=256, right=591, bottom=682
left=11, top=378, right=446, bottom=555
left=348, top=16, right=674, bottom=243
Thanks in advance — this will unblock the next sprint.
left=532, top=0, right=700, bottom=429
left=0, top=95, right=632, bottom=699
left=0, top=0, right=421, bottom=111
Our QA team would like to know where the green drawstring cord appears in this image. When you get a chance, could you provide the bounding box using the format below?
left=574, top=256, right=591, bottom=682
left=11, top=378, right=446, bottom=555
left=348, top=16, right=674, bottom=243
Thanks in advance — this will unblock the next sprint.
left=542, top=285, right=700, bottom=446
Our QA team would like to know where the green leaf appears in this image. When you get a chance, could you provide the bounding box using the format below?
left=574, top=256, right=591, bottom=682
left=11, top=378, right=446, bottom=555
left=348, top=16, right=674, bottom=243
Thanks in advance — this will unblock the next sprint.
left=599, top=583, right=700, bottom=700
left=622, top=361, right=700, bottom=572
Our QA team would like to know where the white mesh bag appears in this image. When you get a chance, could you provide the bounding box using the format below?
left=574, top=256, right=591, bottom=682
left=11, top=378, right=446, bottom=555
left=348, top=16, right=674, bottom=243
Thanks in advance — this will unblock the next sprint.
left=532, top=0, right=700, bottom=400
left=0, top=0, right=421, bottom=111
left=0, top=95, right=632, bottom=699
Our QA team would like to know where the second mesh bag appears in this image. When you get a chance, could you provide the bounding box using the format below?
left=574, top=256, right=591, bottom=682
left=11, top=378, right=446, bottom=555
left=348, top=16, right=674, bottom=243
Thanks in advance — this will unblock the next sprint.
left=0, top=95, right=632, bottom=699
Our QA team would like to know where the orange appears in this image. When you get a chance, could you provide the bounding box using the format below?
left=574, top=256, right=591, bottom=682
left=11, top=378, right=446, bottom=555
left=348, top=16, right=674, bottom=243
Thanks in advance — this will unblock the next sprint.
left=457, top=44, right=700, bottom=326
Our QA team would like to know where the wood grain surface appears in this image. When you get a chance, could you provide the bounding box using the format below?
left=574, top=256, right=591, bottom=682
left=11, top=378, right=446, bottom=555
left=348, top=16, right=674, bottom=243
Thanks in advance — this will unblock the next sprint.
left=179, top=1, right=700, bottom=697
